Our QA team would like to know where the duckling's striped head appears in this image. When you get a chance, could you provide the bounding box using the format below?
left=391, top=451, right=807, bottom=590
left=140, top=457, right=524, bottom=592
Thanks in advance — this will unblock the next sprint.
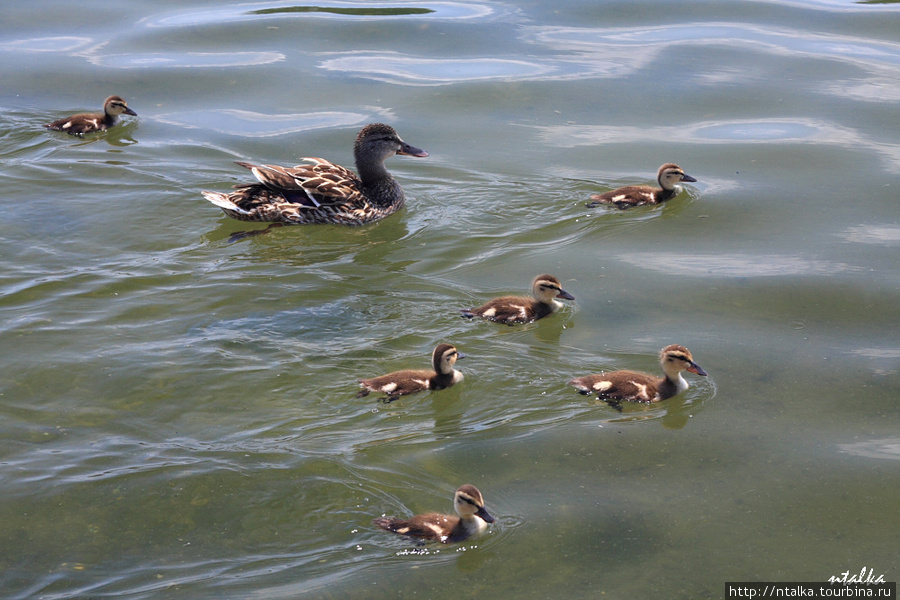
left=532, top=274, right=575, bottom=304
left=660, top=344, right=707, bottom=377
left=657, top=163, right=696, bottom=190
left=432, top=343, right=465, bottom=375
left=104, top=95, right=137, bottom=117
left=454, top=484, right=495, bottom=523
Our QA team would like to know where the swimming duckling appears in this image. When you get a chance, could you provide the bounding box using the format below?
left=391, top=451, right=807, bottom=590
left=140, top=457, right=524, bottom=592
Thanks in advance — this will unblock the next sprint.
left=586, top=163, right=696, bottom=209
left=569, top=344, right=707, bottom=410
left=202, top=123, right=427, bottom=225
left=45, top=95, right=137, bottom=135
left=462, top=274, right=574, bottom=324
left=374, top=484, right=495, bottom=544
left=357, top=343, right=464, bottom=403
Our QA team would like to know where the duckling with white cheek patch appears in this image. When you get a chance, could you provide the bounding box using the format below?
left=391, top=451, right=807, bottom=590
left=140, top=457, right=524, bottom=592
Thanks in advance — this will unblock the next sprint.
left=45, top=95, right=138, bottom=135
left=569, top=344, right=707, bottom=411
left=587, top=163, right=696, bottom=209
left=357, top=343, right=465, bottom=403
left=462, top=274, right=575, bottom=324
left=374, top=484, right=495, bottom=544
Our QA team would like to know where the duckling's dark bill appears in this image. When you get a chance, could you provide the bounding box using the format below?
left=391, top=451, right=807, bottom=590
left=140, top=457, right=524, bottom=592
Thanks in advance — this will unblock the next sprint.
left=477, top=506, right=496, bottom=523
left=687, top=363, right=708, bottom=376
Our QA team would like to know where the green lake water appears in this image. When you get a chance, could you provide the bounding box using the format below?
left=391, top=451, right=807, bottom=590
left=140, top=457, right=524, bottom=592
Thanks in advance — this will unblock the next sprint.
left=1, top=0, right=898, bottom=598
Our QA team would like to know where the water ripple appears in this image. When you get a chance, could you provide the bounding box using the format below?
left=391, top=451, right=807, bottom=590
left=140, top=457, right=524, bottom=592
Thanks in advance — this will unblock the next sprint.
left=532, top=118, right=862, bottom=147
left=143, top=1, right=495, bottom=28
left=530, top=118, right=900, bottom=169
left=838, top=438, right=900, bottom=460
left=0, top=36, right=93, bottom=53
left=525, top=22, right=900, bottom=71
left=155, top=109, right=376, bottom=137
left=618, top=252, right=858, bottom=278
left=838, top=224, right=900, bottom=246
left=319, top=54, right=553, bottom=85
left=86, top=51, right=285, bottom=69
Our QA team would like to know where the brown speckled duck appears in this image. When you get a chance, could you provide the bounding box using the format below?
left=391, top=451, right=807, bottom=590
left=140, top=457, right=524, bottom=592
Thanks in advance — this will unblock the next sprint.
left=356, top=343, right=464, bottom=403
left=202, top=123, right=428, bottom=225
left=374, top=484, right=495, bottom=544
left=587, top=163, right=696, bottom=209
left=45, top=95, right=137, bottom=135
left=462, top=274, right=575, bottom=324
left=569, top=344, right=707, bottom=410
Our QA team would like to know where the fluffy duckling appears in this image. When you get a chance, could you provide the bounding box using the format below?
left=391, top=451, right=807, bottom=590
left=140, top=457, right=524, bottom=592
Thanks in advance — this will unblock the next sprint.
left=374, top=484, right=495, bottom=544
left=202, top=123, right=427, bottom=225
left=45, top=95, right=137, bottom=135
left=357, top=343, right=464, bottom=403
left=587, top=163, right=696, bottom=209
left=462, top=274, right=575, bottom=324
left=569, top=344, right=707, bottom=410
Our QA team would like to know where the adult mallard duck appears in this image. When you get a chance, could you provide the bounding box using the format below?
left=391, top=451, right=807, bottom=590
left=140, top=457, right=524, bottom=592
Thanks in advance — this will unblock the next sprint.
left=374, top=484, right=495, bottom=544
left=201, top=123, right=428, bottom=225
left=587, top=163, right=696, bottom=209
left=462, top=274, right=575, bottom=324
left=569, top=344, right=707, bottom=410
left=45, top=95, right=137, bottom=135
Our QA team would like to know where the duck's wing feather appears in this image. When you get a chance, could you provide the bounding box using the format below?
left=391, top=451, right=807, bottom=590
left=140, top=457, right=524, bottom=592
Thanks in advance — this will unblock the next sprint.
left=464, top=296, right=536, bottom=323
left=588, top=185, right=658, bottom=208
left=358, top=369, right=435, bottom=397
left=571, top=371, right=661, bottom=403
left=236, top=158, right=362, bottom=208
left=374, top=513, right=456, bottom=540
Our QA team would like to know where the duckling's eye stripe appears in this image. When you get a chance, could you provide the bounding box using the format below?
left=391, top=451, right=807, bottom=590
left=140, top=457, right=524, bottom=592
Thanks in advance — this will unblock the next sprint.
left=459, top=496, right=477, bottom=506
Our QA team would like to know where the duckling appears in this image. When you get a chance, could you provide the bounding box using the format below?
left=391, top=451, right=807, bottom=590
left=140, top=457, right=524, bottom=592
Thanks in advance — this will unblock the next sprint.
left=586, top=163, right=696, bottom=209
left=374, top=484, right=495, bottom=544
left=569, top=344, right=707, bottom=410
left=45, top=95, right=137, bottom=135
left=462, top=274, right=575, bottom=324
left=201, top=123, right=428, bottom=225
left=357, top=343, right=464, bottom=403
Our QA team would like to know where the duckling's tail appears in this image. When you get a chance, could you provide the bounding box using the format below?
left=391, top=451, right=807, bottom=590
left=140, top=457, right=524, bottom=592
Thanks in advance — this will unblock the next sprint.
left=201, top=191, right=252, bottom=216
left=460, top=309, right=476, bottom=319
left=373, top=516, right=402, bottom=532
left=567, top=377, right=592, bottom=395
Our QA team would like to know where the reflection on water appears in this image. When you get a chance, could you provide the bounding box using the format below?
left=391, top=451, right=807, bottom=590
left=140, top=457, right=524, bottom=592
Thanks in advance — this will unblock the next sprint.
left=531, top=119, right=900, bottom=169
left=155, top=109, right=375, bottom=137
left=847, top=347, right=900, bottom=376
left=527, top=22, right=900, bottom=69
left=591, top=392, right=712, bottom=431
left=319, top=55, right=554, bottom=85
left=2, top=0, right=900, bottom=598
left=617, top=252, right=857, bottom=277
left=535, top=118, right=865, bottom=145
left=143, top=1, right=495, bottom=28
left=249, top=5, right=434, bottom=16
left=838, top=438, right=900, bottom=460
left=839, top=224, right=900, bottom=246
left=86, top=51, right=285, bottom=69
left=0, top=36, right=93, bottom=52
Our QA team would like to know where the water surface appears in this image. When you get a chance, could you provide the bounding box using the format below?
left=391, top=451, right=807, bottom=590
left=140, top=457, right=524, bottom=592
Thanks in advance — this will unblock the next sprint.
left=1, top=0, right=899, bottom=598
